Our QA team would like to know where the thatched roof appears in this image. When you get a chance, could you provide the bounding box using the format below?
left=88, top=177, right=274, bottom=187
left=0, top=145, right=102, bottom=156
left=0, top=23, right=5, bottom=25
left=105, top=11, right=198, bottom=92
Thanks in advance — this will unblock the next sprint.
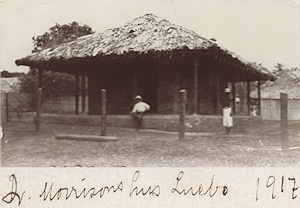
left=251, top=69, right=300, bottom=99
left=16, top=13, right=275, bottom=80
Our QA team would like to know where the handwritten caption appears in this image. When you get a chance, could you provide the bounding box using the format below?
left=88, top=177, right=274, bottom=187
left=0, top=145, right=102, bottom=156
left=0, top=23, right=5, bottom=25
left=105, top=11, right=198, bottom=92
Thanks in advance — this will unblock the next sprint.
left=1, top=171, right=300, bottom=206
left=1, top=170, right=227, bottom=206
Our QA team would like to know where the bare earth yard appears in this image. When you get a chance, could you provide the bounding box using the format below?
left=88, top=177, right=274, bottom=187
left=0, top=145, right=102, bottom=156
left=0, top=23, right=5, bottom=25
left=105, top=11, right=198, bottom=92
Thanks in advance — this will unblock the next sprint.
left=1, top=121, right=300, bottom=167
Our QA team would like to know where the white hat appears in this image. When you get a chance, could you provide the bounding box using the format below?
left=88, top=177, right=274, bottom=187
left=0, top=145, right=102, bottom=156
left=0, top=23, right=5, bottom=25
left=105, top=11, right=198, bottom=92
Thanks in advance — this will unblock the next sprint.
left=135, top=95, right=143, bottom=101
left=224, top=88, right=231, bottom=93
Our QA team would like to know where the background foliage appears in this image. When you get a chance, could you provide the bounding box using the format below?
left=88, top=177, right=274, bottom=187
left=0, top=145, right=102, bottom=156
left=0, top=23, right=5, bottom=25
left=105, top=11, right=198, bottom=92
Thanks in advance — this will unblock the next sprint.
left=1, top=70, right=24, bottom=77
left=19, top=22, right=93, bottom=110
left=32, top=21, right=93, bottom=52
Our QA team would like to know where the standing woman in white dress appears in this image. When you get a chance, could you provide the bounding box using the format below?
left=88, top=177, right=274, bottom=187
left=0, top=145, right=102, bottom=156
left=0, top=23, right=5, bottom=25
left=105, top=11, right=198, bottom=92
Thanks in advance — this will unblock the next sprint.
left=223, top=88, right=233, bottom=134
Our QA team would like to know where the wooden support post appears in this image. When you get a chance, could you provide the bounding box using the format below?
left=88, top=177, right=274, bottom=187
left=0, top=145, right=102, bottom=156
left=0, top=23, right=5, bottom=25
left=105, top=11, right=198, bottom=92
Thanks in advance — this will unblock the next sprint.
left=75, top=75, right=79, bottom=115
left=133, top=67, right=138, bottom=98
left=38, top=68, right=43, bottom=88
left=87, top=76, right=91, bottom=115
left=101, top=89, right=107, bottom=136
left=179, top=89, right=187, bottom=140
left=280, top=93, right=289, bottom=150
left=232, top=72, right=236, bottom=115
left=5, top=93, right=9, bottom=122
left=216, top=67, right=221, bottom=115
left=37, top=68, right=43, bottom=131
left=232, top=83, right=236, bottom=114
left=81, top=75, right=86, bottom=113
left=193, top=59, right=198, bottom=114
left=247, top=80, right=250, bottom=115
left=36, top=88, right=42, bottom=131
left=257, top=79, right=261, bottom=116
left=173, top=68, right=181, bottom=114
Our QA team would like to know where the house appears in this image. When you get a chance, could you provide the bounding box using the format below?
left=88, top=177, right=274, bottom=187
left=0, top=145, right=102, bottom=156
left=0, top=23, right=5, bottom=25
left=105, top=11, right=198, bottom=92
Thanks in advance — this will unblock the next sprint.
left=1, top=77, right=20, bottom=93
left=1, top=77, right=22, bottom=122
left=251, top=69, right=299, bottom=99
left=251, top=69, right=300, bottom=120
left=15, top=14, right=275, bottom=122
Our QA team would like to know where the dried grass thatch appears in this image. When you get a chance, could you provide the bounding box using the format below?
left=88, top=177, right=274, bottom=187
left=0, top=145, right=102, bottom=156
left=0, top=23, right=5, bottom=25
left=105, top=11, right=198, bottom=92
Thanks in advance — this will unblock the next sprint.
left=17, top=14, right=215, bottom=60
left=16, top=13, right=275, bottom=80
left=251, top=69, right=300, bottom=99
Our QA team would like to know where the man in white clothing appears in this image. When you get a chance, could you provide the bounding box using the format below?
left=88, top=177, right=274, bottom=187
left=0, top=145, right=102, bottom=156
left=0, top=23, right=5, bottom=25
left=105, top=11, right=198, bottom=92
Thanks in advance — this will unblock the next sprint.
left=130, top=95, right=150, bottom=130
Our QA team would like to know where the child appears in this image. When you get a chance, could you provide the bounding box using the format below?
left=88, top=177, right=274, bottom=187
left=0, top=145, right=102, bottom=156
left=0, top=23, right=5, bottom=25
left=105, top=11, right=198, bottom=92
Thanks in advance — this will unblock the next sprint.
left=223, top=88, right=233, bottom=134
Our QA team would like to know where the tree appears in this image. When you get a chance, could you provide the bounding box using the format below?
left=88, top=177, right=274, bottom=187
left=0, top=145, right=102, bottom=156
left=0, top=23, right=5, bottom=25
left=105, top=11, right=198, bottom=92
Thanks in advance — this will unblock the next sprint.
left=20, top=22, right=93, bottom=110
left=1, top=70, right=24, bottom=77
left=32, top=21, right=93, bottom=52
left=275, top=63, right=285, bottom=71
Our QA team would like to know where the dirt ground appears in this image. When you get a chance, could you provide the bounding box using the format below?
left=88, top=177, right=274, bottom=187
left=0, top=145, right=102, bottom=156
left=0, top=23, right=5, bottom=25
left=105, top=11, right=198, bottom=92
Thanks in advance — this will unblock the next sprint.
left=1, top=121, right=300, bottom=167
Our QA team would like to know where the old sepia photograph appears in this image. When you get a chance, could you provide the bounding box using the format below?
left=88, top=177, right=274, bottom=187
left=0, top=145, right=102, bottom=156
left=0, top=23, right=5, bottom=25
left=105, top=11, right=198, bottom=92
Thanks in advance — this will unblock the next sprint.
left=0, top=0, right=299, bottom=169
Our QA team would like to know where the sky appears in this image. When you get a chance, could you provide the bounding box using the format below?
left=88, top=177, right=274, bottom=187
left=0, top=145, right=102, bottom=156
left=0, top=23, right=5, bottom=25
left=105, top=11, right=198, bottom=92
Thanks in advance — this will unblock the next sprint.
left=0, top=0, right=299, bottom=73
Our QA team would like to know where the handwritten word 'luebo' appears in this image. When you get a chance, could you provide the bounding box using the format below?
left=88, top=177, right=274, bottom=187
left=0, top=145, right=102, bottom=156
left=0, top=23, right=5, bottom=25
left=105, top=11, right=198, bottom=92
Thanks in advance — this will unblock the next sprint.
left=39, top=178, right=123, bottom=201
left=171, top=171, right=228, bottom=197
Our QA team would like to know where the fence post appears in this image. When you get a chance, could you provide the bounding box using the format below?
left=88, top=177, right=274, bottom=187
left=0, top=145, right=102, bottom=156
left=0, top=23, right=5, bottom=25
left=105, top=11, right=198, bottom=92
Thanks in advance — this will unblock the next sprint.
left=36, top=88, right=42, bottom=131
left=179, top=89, right=187, bottom=140
left=5, top=93, right=9, bottom=122
left=0, top=121, right=2, bottom=167
left=280, top=93, right=288, bottom=150
left=101, top=89, right=107, bottom=136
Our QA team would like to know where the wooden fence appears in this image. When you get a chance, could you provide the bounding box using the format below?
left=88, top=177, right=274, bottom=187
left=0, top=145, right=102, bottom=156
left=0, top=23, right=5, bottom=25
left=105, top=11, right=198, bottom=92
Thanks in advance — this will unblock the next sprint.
left=261, top=99, right=300, bottom=120
left=1, top=92, right=30, bottom=122
left=1, top=93, right=88, bottom=123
